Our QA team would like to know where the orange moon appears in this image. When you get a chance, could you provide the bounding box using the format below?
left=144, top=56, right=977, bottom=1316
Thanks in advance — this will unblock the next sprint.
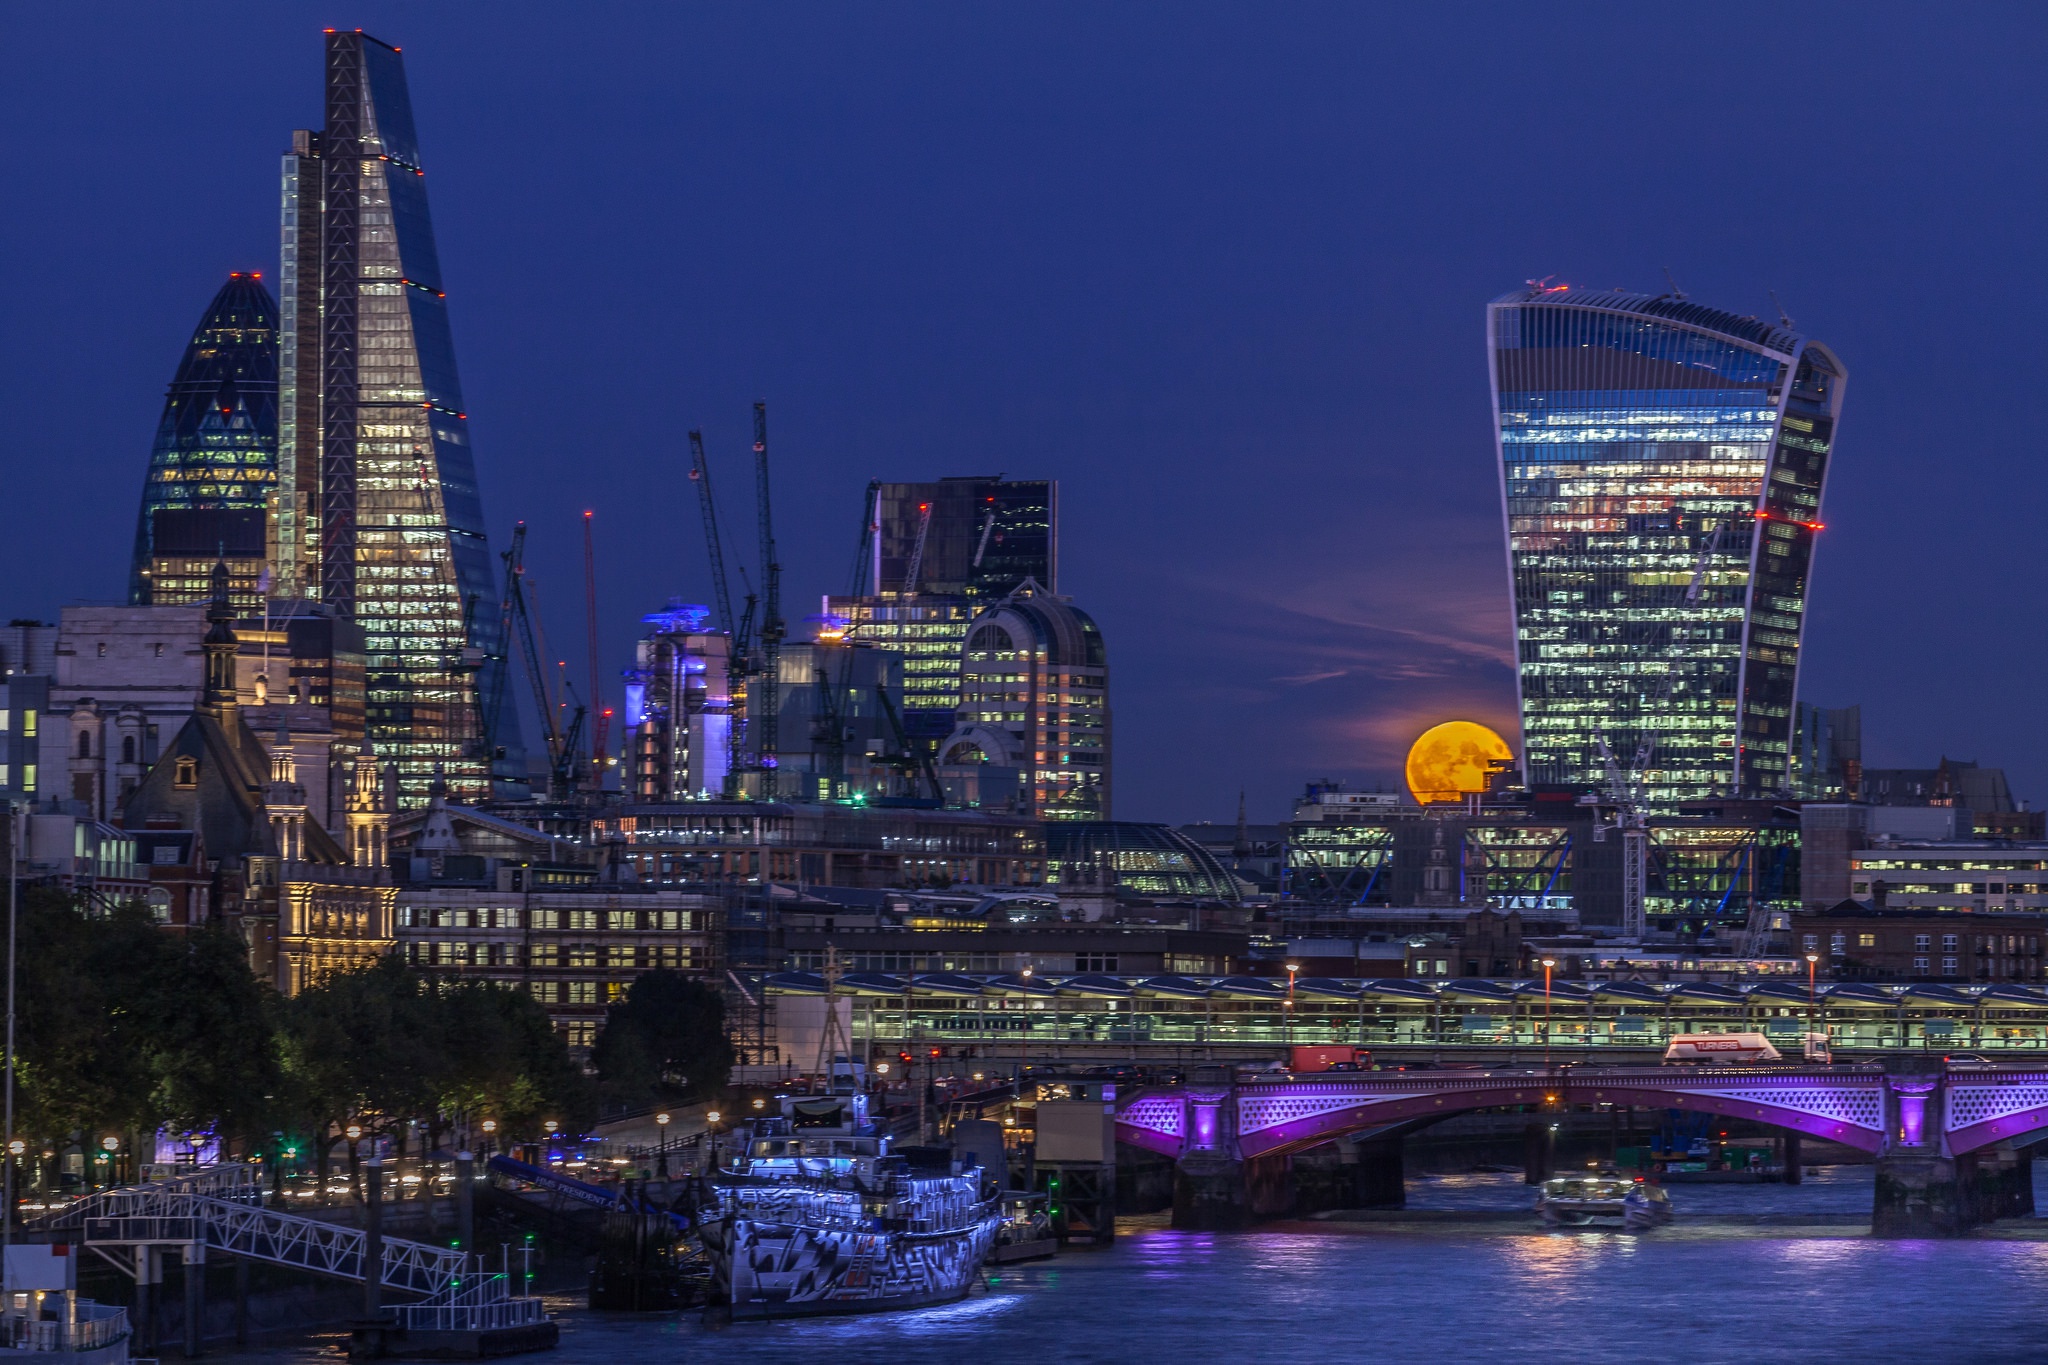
left=1405, top=721, right=1514, bottom=805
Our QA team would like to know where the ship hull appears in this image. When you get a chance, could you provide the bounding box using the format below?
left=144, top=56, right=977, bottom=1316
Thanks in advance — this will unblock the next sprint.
left=704, top=1215, right=999, bottom=1320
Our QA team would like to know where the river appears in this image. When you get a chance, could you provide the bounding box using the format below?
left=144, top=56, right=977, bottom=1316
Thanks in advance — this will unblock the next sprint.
left=225, top=1166, right=2048, bottom=1365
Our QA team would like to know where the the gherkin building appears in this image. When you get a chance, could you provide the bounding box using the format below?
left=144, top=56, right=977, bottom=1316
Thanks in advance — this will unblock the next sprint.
left=129, top=272, right=279, bottom=613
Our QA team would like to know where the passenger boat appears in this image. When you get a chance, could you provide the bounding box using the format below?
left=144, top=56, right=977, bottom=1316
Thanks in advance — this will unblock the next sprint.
left=989, top=1191, right=1057, bottom=1264
left=699, top=1081, right=1002, bottom=1319
left=1535, top=1174, right=1673, bottom=1231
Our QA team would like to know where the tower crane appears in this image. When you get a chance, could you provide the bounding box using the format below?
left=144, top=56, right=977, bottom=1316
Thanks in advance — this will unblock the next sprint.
left=753, top=402, right=784, bottom=801
left=495, top=522, right=583, bottom=799
left=813, top=481, right=879, bottom=791
left=583, top=511, right=611, bottom=789
left=902, top=500, right=934, bottom=595
left=687, top=428, right=755, bottom=796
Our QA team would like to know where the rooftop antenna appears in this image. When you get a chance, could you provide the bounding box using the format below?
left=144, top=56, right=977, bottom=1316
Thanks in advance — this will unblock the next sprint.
left=1769, top=289, right=1796, bottom=331
left=1661, top=267, right=1687, bottom=300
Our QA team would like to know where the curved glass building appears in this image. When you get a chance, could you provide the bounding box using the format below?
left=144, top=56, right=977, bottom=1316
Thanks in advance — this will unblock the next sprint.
left=1488, top=287, right=1846, bottom=806
left=128, top=273, right=279, bottom=612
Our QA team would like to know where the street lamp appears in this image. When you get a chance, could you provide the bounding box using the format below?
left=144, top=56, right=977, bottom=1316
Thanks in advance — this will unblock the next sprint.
left=1285, top=962, right=1299, bottom=1052
left=480, top=1119, right=497, bottom=1158
left=101, top=1136, right=119, bottom=1190
left=1019, top=966, right=1034, bottom=1085
left=1541, top=958, right=1557, bottom=1071
left=1806, top=952, right=1822, bottom=1054
left=655, top=1112, right=671, bottom=1178
left=705, top=1112, right=723, bottom=1174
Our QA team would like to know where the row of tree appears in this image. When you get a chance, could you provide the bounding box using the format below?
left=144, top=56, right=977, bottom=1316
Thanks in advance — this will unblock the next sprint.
left=15, top=891, right=595, bottom=1169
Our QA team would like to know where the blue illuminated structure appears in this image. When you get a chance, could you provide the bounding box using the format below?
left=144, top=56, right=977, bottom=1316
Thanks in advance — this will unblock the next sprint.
left=128, top=273, right=279, bottom=612
left=278, top=30, right=519, bottom=802
left=1488, top=286, right=1847, bottom=805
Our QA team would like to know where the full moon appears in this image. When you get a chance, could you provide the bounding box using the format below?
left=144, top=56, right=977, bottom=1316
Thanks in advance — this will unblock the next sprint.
left=1404, top=721, right=1514, bottom=805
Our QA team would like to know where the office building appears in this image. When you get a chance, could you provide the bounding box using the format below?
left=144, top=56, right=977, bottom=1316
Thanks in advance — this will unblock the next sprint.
left=128, top=274, right=280, bottom=615
left=1489, top=286, right=1847, bottom=806
left=938, top=582, right=1110, bottom=820
left=829, top=477, right=1057, bottom=741
left=621, top=603, right=734, bottom=802
left=277, top=29, right=519, bottom=804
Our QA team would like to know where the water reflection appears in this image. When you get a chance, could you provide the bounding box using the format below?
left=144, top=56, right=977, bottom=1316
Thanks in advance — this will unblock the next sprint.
left=218, top=1167, right=2048, bottom=1365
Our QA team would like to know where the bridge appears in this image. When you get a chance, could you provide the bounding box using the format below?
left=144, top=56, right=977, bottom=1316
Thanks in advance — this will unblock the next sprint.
left=28, top=1163, right=550, bottom=1355
left=1112, top=1058, right=2048, bottom=1235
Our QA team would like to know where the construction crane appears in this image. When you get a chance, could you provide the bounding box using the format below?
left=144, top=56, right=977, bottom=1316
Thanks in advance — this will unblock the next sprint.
left=901, top=500, right=934, bottom=595
left=687, top=428, right=755, bottom=796
left=753, top=402, right=784, bottom=801
left=874, top=684, right=943, bottom=802
left=582, top=511, right=611, bottom=790
left=813, top=482, right=879, bottom=791
left=971, top=500, right=997, bottom=570
left=495, top=522, right=580, bottom=799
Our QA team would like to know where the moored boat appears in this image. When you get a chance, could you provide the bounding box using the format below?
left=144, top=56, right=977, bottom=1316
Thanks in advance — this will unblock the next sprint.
left=700, top=1080, right=1002, bottom=1319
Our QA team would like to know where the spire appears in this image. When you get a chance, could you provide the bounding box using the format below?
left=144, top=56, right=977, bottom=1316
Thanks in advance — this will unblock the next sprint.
left=200, top=558, right=239, bottom=716
left=1233, top=790, right=1251, bottom=859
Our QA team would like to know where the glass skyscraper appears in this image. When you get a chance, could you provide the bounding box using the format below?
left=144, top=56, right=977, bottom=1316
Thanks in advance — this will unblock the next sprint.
left=277, top=29, right=517, bottom=803
left=129, top=273, right=279, bottom=613
left=1488, top=286, right=1846, bottom=807
left=828, top=477, right=1057, bottom=736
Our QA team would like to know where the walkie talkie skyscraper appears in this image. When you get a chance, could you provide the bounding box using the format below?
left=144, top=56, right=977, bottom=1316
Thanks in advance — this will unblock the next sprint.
left=277, top=29, right=517, bottom=803
left=1488, top=286, right=1846, bottom=807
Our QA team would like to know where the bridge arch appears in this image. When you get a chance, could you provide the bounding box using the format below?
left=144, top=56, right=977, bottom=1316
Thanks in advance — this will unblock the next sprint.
left=1116, top=1068, right=1892, bottom=1161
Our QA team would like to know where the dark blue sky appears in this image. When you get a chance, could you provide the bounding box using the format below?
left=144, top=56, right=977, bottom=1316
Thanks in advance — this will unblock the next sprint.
left=5, top=4, right=2044, bottom=822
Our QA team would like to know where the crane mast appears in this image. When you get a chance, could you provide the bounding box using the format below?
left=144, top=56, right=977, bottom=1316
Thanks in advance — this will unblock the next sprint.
left=753, top=401, right=784, bottom=800
left=583, top=511, right=610, bottom=789
left=688, top=428, right=753, bottom=797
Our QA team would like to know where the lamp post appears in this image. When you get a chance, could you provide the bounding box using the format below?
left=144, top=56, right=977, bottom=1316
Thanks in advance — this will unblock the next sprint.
left=655, top=1112, right=671, bottom=1178
left=1806, top=952, right=1822, bottom=1055
left=1541, top=957, right=1557, bottom=1072
left=1019, top=966, right=1034, bottom=1087
left=5, top=1139, right=20, bottom=1228
left=101, top=1136, right=120, bottom=1190
left=1285, top=962, right=1299, bottom=1054
left=480, top=1119, right=497, bottom=1159
left=705, top=1112, right=723, bottom=1174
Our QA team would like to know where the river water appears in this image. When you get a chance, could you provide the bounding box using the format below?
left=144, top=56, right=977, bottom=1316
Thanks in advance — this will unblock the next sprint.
left=228, top=1166, right=2048, bottom=1365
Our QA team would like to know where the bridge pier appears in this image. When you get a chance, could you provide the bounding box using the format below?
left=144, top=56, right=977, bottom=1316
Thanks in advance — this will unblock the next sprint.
left=1352, top=1137, right=1405, bottom=1209
left=1172, top=1153, right=1251, bottom=1230
left=1874, top=1142, right=2035, bottom=1237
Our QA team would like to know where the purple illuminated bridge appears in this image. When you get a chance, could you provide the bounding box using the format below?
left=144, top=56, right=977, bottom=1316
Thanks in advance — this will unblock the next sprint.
left=1112, top=1062, right=2048, bottom=1235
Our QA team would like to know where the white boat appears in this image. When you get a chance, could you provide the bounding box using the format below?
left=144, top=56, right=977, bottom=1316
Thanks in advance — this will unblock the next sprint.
left=699, top=1082, right=1002, bottom=1319
left=1536, top=1174, right=1673, bottom=1231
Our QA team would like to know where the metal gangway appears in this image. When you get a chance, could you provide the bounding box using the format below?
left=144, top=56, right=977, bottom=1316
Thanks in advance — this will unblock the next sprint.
left=30, top=1164, right=547, bottom=1333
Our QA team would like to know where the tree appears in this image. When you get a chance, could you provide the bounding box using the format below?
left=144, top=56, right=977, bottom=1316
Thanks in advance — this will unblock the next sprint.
left=14, top=892, right=280, bottom=1154
left=592, top=971, right=735, bottom=1105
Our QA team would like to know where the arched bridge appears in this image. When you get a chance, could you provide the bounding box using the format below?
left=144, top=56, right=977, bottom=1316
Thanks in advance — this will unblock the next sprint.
left=1111, top=1061, right=2048, bottom=1234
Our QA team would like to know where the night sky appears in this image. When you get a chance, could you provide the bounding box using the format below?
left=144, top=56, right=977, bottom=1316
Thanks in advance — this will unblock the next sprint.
left=5, top=5, right=2044, bottom=823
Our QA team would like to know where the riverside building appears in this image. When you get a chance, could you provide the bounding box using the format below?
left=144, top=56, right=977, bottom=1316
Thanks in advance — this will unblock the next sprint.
left=1489, top=286, right=1847, bottom=807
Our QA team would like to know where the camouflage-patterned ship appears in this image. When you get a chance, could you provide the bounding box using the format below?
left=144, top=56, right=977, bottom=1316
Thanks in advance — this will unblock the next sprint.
left=699, top=1076, right=1001, bottom=1319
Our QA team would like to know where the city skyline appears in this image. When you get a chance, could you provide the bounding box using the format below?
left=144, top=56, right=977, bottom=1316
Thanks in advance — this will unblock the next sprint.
left=7, top=8, right=2046, bottom=823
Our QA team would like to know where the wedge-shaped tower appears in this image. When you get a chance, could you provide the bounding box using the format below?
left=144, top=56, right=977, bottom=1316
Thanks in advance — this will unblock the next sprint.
left=278, top=30, right=518, bottom=803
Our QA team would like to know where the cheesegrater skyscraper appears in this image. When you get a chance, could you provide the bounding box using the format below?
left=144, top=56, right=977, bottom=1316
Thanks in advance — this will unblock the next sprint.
left=276, top=29, right=518, bottom=803
left=1488, top=286, right=1846, bottom=807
